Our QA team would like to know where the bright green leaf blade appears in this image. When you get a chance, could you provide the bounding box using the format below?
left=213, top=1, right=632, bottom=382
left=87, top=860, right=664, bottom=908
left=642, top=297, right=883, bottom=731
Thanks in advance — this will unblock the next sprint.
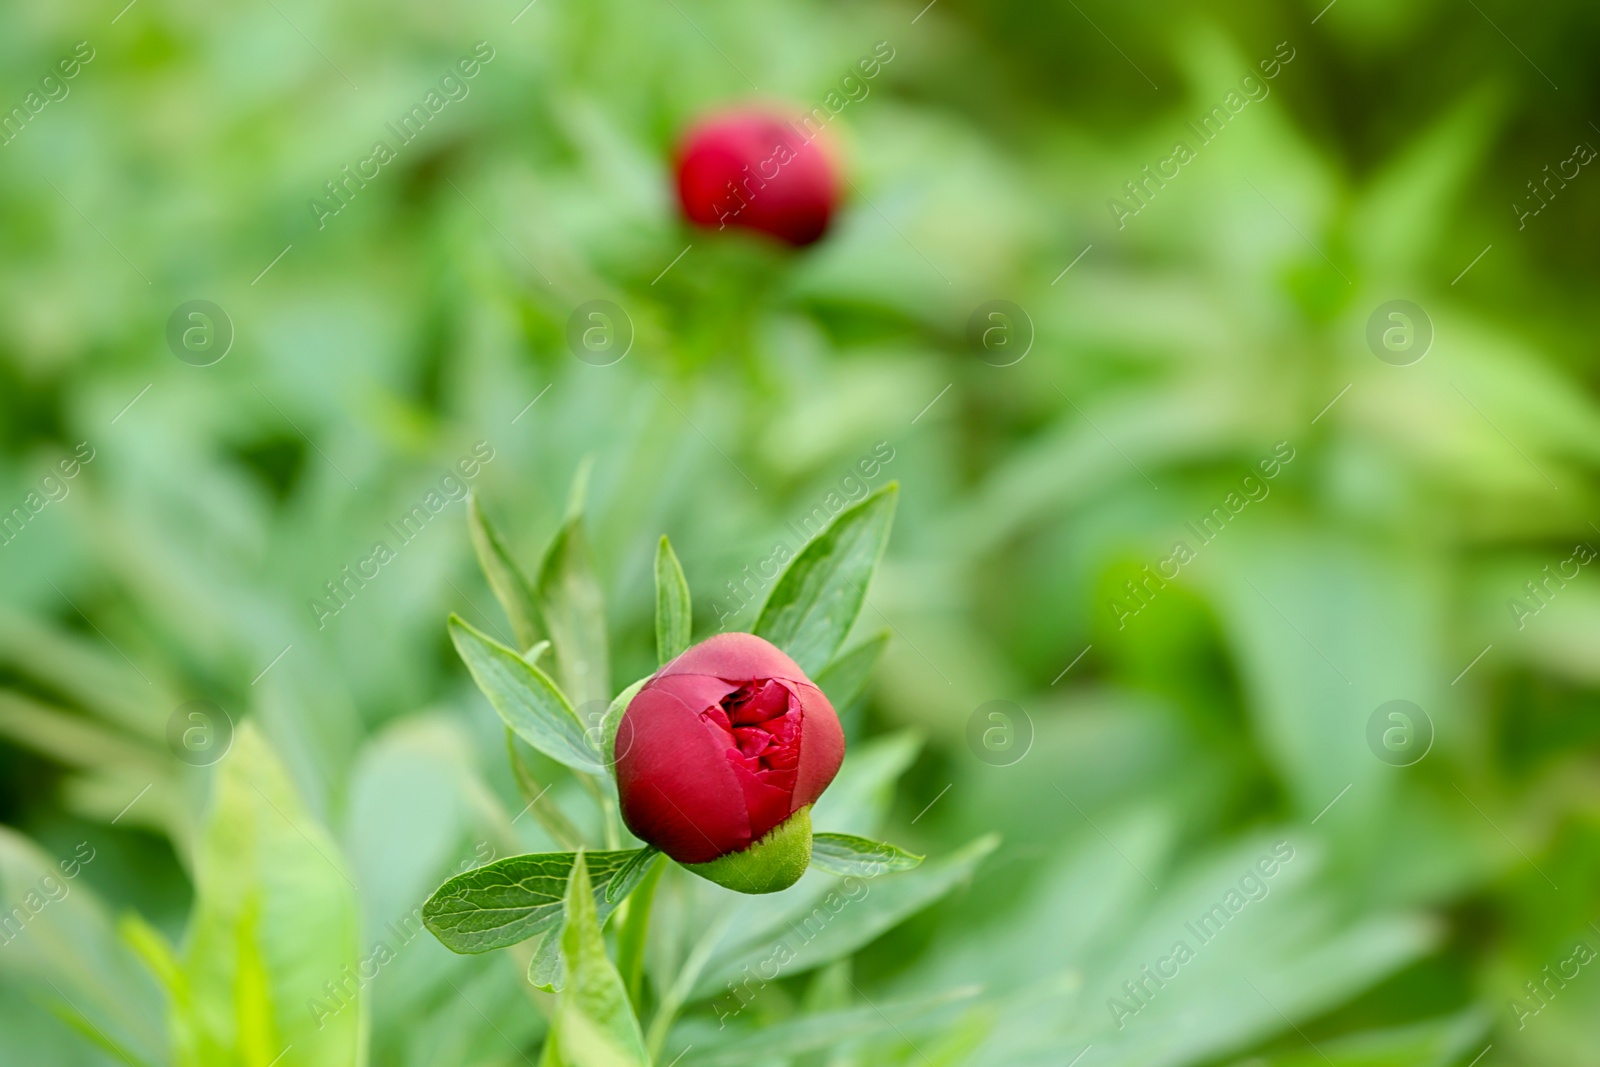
left=814, top=631, right=889, bottom=713
left=537, top=1017, right=566, bottom=1067
left=696, top=834, right=997, bottom=997
left=654, top=536, right=692, bottom=666
left=182, top=724, right=361, bottom=1067
left=537, top=516, right=612, bottom=711
left=600, top=676, right=648, bottom=778
left=528, top=928, right=564, bottom=992
left=447, top=614, right=599, bottom=773
left=468, top=494, right=543, bottom=653
left=606, top=846, right=661, bottom=903
left=556, top=853, right=650, bottom=1067
left=601, top=846, right=659, bottom=910
left=423, top=849, right=650, bottom=954
left=810, top=833, right=923, bottom=877
left=754, top=484, right=898, bottom=676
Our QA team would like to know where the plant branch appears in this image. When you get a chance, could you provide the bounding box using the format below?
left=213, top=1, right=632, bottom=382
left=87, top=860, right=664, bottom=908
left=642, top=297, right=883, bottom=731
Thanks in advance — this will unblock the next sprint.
left=616, top=852, right=666, bottom=1010
left=646, top=907, right=736, bottom=1058
left=506, top=729, right=582, bottom=849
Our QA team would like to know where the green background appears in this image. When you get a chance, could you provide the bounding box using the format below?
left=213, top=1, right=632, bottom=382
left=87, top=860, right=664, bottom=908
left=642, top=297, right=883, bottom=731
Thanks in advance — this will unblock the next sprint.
left=2, top=0, right=1598, bottom=1063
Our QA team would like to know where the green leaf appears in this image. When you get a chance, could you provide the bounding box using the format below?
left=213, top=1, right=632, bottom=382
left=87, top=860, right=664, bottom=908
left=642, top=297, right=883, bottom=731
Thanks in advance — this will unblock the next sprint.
left=0, top=828, right=166, bottom=1065
left=447, top=614, right=598, bottom=773
left=506, top=729, right=583, bottom=850
left=552, top=852, right=650, bottom=1067
left=683, top=986, right=982, bottom=1067
left=537, top=515, right=612, bottom=710
left=616, top=854, right=666, bottom=1006
left=423, top=848, right=652, bottom=954
left=468, top=494, right=543, bottom=653
left=754, top=484, right=898, bottom=675
left=809, top=730, right=923, bottom=838
left=1208, top=529, right=1429, bottom=827
left=528, top=927, right=564, bottom=992
left=696, top=834, right=996, bottom=997
left=814, top=630, right=889, bottom=713
left=654, top=536, right=692, bottom=666
left=606, top=846, right=661, bottom=902
left=180, top=724, right=361, bottom=1067
left=598, top=677, right=648, bottom=777
left=809, top=833, right=923, bottom=877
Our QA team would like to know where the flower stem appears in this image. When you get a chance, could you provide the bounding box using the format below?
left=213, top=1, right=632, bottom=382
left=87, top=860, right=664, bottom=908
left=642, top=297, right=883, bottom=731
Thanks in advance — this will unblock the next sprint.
left=646, top=908, right=736, bottom=1059
left=576, top=771, right=622, bottom=849
left=505, top=729, right=581, bottom=849
left=616, top=853, right=665, bottom=1009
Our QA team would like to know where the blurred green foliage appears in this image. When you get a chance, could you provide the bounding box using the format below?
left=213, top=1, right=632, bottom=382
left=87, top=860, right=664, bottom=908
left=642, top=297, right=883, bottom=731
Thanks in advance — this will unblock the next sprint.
left=2, top=0, right=1599, bottom=1063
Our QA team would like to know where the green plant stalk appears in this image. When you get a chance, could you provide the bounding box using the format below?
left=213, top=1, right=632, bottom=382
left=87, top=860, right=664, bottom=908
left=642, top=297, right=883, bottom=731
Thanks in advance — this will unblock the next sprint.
left=616, top=852, right=666, bottom=1009
left=646, top=908, right=737, bottom=1059
left=506, top=729, right=582, bottom=849
left=575, top=771, right=622, bottom=849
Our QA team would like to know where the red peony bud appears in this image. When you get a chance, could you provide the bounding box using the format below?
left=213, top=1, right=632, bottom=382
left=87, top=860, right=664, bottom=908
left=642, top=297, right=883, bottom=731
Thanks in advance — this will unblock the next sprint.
left=614, top=633, right=845, bottom=891
left=674, top=109, right=840, bottom=247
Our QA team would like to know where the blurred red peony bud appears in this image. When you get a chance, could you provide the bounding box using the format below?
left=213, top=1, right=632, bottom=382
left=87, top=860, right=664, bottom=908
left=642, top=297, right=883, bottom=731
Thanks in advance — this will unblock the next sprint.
left=614, top=632, right=845, bottom=892
left=674, top=109, right=840, bottom=247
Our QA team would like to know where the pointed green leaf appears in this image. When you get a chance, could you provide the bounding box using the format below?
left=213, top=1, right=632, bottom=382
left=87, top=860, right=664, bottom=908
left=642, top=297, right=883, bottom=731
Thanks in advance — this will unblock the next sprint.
left=606, top=846, right=661, bottom=903
left=809, top=730, right=923, bottom=838
left=182, top=725, right=361, bottom=1067
left=529, top=927, right=564, bottom=992
left=599, top=676, right=648, bottom=777
left=506, top=729, right=583, bottom=850
left=754, top=484, right=898, bottom=676
left=423, top=848, right=652, bottom=954
left=468, top=494, right=544, bottom=652
left=815, top=631, right=889, bottom=713
left=566, top=455, right=595, bottom=519
left=554, top=852, right=650, bottom=1066
left=697, top=834, right=997, bottom=996
left=810, top=833, right=923, bottom=877
left=448, top=615, right=598, bottom=772
left=538, top=515, right=612, bottom=710
left=654, top=536, right=692, bottom=666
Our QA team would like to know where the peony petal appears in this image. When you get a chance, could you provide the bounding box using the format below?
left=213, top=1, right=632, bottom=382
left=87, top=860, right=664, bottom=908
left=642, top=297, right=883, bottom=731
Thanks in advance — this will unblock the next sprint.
left=656, top=632, right=808, bottom=684
left=724, top=678, right=791, bottom=725
left=616, top=633, right=848, bottom=864
left=731, top=761, right=794, bottom=843
left=791, top=681, right=845, bottom=812
left=615, top=673, right=750, bottom=863
left=675, top=110, right=839, bottom=248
